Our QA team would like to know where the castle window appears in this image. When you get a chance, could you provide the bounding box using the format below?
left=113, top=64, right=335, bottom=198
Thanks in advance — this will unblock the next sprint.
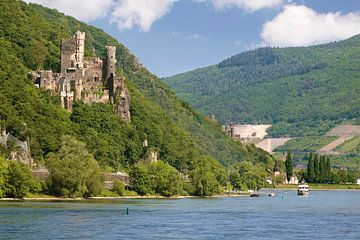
left=111, top=65, right=113, bottom=69
left=111, top=56, right=113, bottom=59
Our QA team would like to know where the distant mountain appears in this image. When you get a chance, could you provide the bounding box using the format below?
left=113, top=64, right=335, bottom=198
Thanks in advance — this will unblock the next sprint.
left=163, top=37, right=360, bottom=137
left=0, top=0, right=271, bottom=170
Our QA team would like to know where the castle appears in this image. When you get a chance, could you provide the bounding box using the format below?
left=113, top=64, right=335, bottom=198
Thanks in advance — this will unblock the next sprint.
left=34, top=31, right=131, bottom=122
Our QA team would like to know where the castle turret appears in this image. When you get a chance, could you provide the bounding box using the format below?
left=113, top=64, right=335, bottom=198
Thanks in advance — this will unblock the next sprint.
left=73, top=31, right=85, bottom=69
left=106, top=46, right=117, bottom=80
left=61, top=31, right=85, bottom=75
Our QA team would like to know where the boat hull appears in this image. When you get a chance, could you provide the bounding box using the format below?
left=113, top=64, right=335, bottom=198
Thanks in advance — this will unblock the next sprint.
left=297, top=191, right=309, bottom=196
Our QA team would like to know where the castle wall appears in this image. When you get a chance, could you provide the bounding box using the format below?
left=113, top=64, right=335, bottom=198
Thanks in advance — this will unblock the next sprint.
left=83, top=57, right=103, bottom=83
left=38, top=70, right=58, bottom=91
left=82, top=89, right=110, bottom=104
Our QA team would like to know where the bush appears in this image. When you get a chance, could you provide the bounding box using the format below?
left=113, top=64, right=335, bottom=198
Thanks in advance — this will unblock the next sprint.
left=188, top=156, right=227, bottom=196
left=46, top=135, right=104, bottom=198
left=111, top=179, right=125, bottom=196
left=6, top=161, right=39, bottom=198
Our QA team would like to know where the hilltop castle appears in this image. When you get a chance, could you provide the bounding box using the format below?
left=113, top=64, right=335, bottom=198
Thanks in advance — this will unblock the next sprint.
left=34, top=31, right=131, bottom=122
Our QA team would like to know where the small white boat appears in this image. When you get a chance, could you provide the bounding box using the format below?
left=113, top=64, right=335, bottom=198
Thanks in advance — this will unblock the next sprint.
left=268, top=193, right=276, bottom=197
left=298, top=181, right=309, bottom=196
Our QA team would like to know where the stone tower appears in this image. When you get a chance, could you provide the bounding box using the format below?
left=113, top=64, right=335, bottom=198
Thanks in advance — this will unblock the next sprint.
left=61, top=31, right=85, bottom=75
left=73, top=31, right=85, bottom=69
left=106, top=46, right=117, bottom=80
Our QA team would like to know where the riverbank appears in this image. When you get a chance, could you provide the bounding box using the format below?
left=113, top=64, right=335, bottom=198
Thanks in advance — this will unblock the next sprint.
left=272, top=184, right=360, bottom=190
left=0, top=193, right=251, bottom=201
left=1, top=185, right=358, bottom=201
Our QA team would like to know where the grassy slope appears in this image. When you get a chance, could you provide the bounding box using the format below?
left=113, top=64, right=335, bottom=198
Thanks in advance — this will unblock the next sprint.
left=0, top=1, right=267, bottom=166
left=275, top=136, right=338, bottom=153
left=164, top=37, right=360, bottom=137
left=335, top=136, right=360, bottom=153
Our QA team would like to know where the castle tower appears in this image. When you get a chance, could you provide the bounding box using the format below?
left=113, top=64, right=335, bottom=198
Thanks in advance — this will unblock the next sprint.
left=61, top=31, right=85, bottom=75
left=74, top=31, right=85, bottom=69
left=106, top=46, right=117, bottom=80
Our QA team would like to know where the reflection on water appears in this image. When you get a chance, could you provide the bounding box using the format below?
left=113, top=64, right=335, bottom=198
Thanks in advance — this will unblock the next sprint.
left=1, top=190, right=360, bottom=239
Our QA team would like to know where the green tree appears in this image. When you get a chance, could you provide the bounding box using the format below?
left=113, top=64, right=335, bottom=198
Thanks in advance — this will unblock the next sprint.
left=0, top=156, right=9, bottom=198
left=46, top=135, right=104, bottom=198
left=6, top=161, right=38, bottom=198
left=111, top=179, right=125, bottom=196
left=325, top=158, right=331, bottom=182
left=188, top=156, right=226, bottom=196
left=307, top=153, right=315, bottom=182
left=285, top=151, right=293, bottom=182
left=147, top=161, right=184, bottom=197
left=319, top=156, right=327, bottom=183
left=314, top=154, right=319, bottom=182
left=129, top=164, right=152, bottom=196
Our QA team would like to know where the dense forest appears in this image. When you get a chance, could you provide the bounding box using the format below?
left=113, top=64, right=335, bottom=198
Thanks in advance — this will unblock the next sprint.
left=0, top=0, right=274, bottom=197
left=164, top=37, right=360, bottom=137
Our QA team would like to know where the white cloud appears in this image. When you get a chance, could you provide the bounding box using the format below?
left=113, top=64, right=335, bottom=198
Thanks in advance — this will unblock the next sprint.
left=261, top=4, right=360, bottom=47
left=24, top=0, right=286, bottom=32
left=187, top=34, right=208, bottom=41
left=110, top=0, right=175, bottom=32
left=24, top=0, right=113, bottom=22
left=212, top=0, right=283, bottom=11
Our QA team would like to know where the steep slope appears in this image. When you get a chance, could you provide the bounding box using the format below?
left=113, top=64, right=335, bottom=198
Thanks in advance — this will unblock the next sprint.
left=164, top=39, right=360, bottom=137
left=0, top=0, right=270, bottom=170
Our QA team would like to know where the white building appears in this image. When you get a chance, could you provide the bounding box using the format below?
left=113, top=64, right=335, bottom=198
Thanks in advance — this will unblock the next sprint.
left=284, top=175, right=299, bottom=185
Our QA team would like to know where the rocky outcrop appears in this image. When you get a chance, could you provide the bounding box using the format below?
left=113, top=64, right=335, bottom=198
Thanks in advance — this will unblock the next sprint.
left=114, top=82, right=131, bottom=123
left=0, top=127, right=33, bottom=165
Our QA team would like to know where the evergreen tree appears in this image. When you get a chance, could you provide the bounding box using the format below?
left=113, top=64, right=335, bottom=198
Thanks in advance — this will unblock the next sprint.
left=285, top=151, right=293, bottom=182
left=326, top=158, right=331, bottom=182
left=319, top=156, right=326, bottom=183
left=314, top=154, right=319, bottom=183
left=307, top=153, right=315, bottom=182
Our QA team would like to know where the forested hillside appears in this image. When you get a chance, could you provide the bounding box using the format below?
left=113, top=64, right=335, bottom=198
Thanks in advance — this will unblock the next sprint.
left=164, top=38, right=360, bottom=137
left=0, top=1, right=272, bottom=173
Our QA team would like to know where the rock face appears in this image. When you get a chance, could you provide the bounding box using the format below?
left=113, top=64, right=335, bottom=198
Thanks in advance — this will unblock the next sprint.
left=114, top=78, right=131, bottom=123
left=0, top=127, right=33, bottom=165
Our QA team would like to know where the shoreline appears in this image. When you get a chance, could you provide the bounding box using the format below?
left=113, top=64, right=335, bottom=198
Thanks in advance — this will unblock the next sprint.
left=0, top=194, right=251, bottom=201
left=1, top=187, right=359, bottom=201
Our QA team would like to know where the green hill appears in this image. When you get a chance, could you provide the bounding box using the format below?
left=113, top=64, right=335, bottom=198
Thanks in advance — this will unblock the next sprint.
left=0, top=0, right=270, bottom=171
left=164, top=38, right=360, bottom=137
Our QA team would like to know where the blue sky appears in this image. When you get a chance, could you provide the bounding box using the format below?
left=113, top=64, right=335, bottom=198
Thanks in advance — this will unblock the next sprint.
left=26, top=0, right=360, bottom=77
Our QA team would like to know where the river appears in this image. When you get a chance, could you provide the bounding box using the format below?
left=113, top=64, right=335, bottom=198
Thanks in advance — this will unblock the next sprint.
left=0, top=190, right=359, bottom=239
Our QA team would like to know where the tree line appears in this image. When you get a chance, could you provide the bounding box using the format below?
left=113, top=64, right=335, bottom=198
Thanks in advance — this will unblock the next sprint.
left=297, top=153, right=358, bottom=184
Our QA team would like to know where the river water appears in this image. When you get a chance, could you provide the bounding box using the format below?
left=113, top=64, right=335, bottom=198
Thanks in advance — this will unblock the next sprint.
left=0, top=190, right=359, bottom=239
